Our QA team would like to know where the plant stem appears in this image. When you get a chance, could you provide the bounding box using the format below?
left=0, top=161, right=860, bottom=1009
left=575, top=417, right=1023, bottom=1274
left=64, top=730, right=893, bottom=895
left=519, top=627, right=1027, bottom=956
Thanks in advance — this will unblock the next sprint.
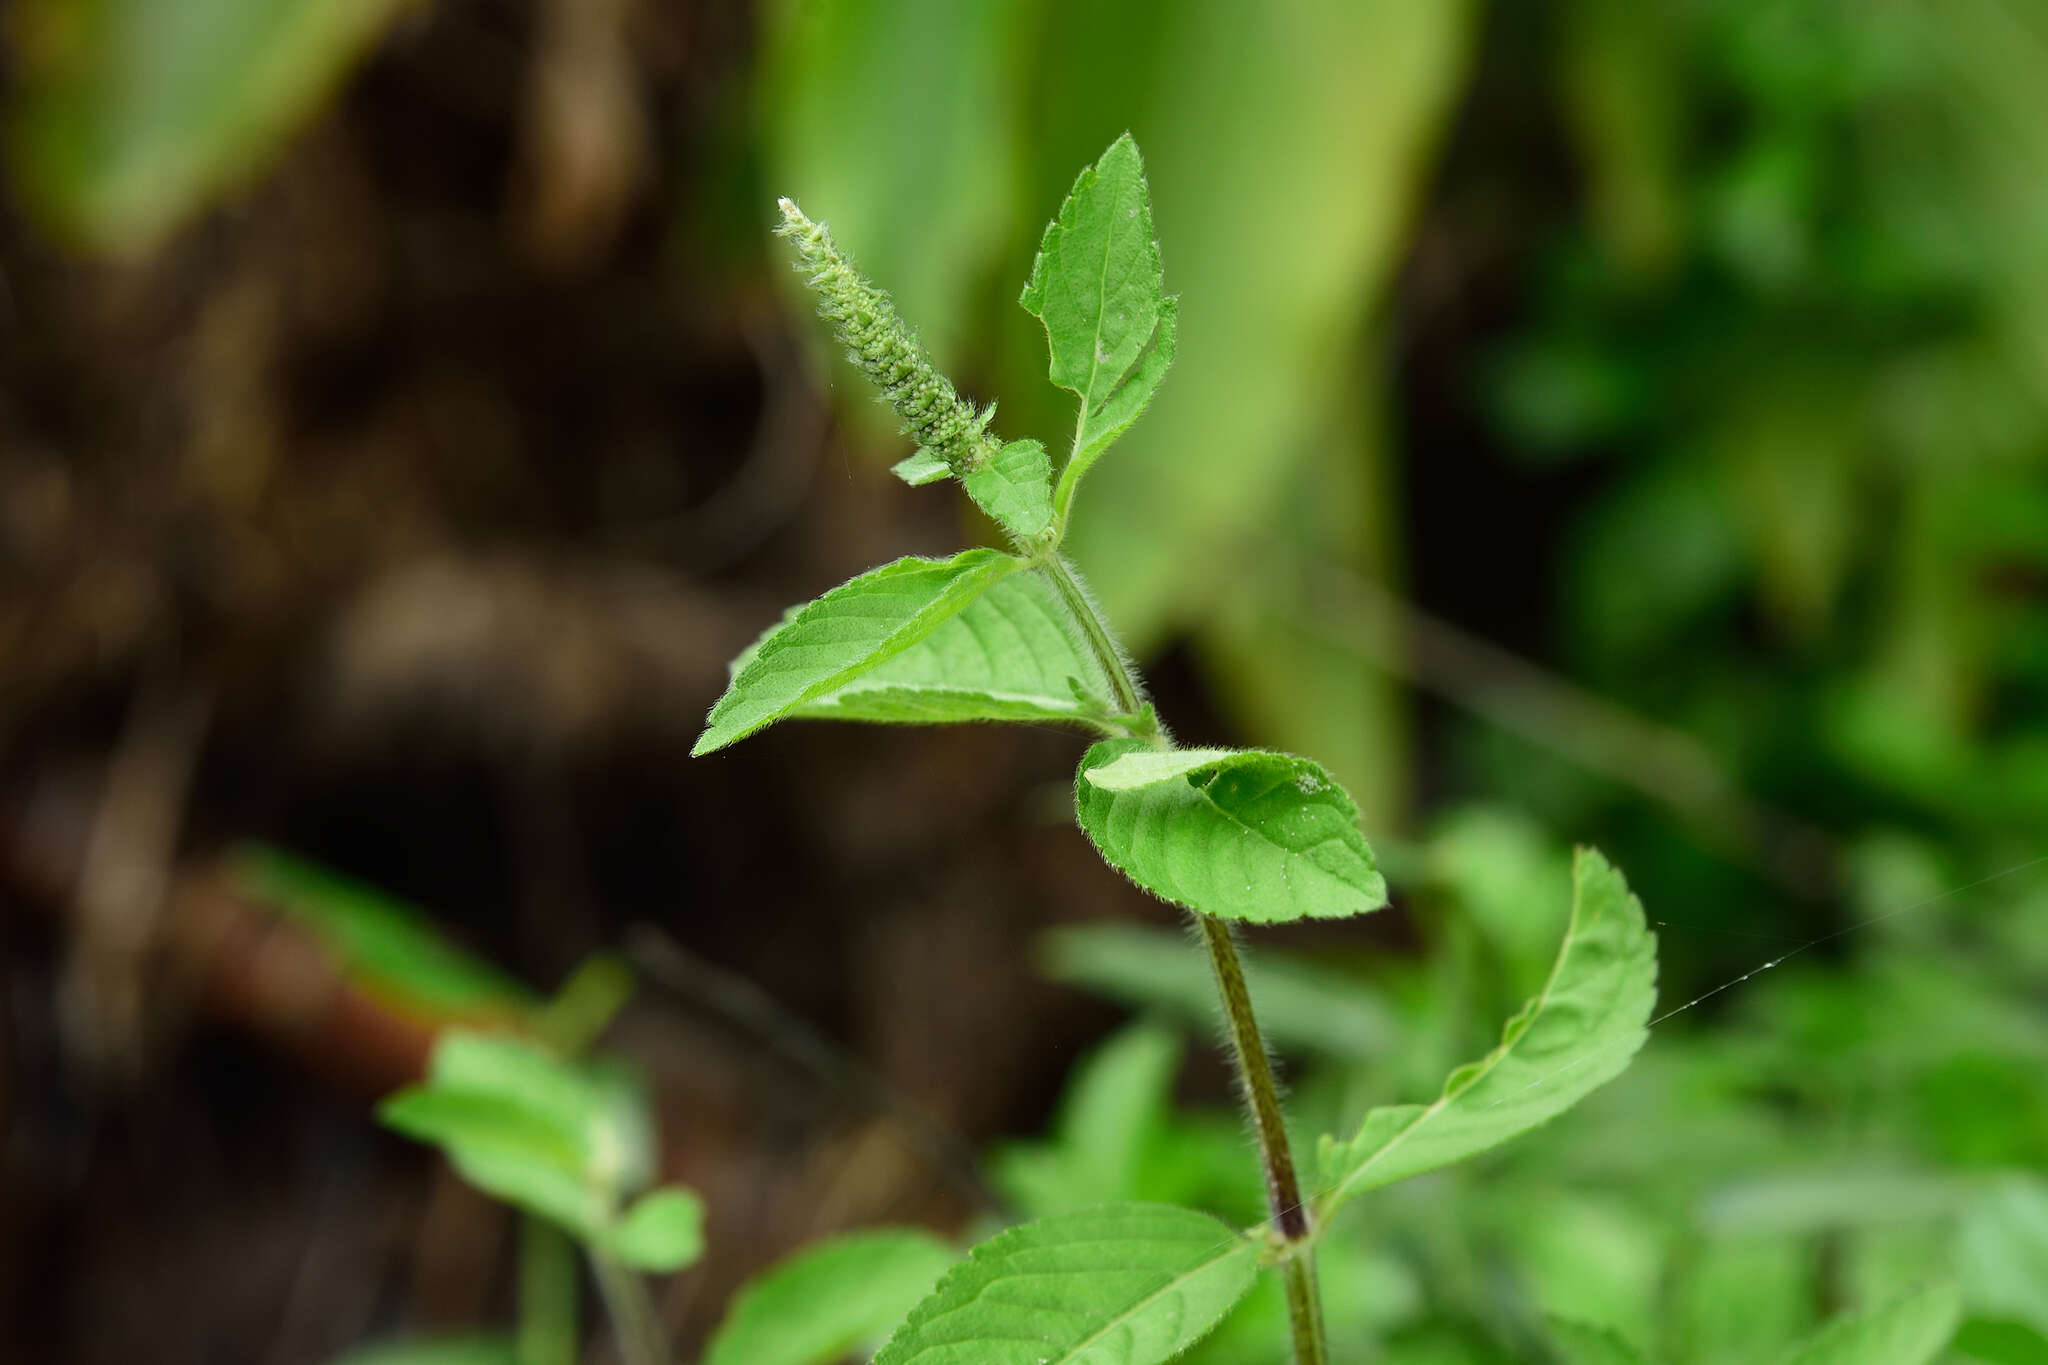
left=517, top=1217, right=578, bottom=1365
left=589, top=1249, right=669, bottom=1365
left=1039, top=553, right=1144, bottom=718
left=1046, top=554, right=1327, bottom=1365
left=1197, top=915, right=1310, bottom=1240
left=1280, top=1257, right=1328, bottom=1365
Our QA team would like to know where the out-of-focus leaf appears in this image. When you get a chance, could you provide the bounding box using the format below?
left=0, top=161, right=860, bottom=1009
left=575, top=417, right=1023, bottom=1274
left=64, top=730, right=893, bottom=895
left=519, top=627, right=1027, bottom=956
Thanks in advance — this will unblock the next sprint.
left=1076, top=742, right=1388, bottom=923
left=1037, top=923, right=1401, bottom=1061
left=988, top=1019, right=1182, bottom=1216
left=1547, top=1318, right=1651, bottom=1365
left=1959, top=1177, right=2048, bottom=1338
left=873, top=1204, right=1257, bottom=1365
left=1317, top=849, right=1656, bottom=1218
left=233, top=845, right=536, bottom=1022
left=1699, top=1170, right=1967, bottom=1236
left=1781, top=1281, right=1961, bottom=1365
left=597, top=1186, right=704, bottom=1272
left=761, top=0, right=1026, bottom=373
left=1952, top=1319, right=2048, bottom=1365
left=1556, top=0, right=1684, bottom=276
left=8, top=0, right=411, bottom=251
left=703, top=1228, right=956, bottom=1365
left=1425, top=806, right=1574, bottom=996
left=536, top=954, right=635, bottom=1057
left=331, top=1337, right=517, bottom=1365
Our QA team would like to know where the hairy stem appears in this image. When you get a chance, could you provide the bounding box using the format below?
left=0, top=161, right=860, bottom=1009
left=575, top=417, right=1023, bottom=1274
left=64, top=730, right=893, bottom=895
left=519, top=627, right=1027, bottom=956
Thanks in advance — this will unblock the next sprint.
left=1280, top=1257, right=1328, bottom=1365
left=589, top=1249, right=668, bottom=1365
left=1039, top=553, right=1143, bottom=718
left=1047, top=555, right=1325, bottom=1365
left=1198, top=915, right=1310, bottom=1241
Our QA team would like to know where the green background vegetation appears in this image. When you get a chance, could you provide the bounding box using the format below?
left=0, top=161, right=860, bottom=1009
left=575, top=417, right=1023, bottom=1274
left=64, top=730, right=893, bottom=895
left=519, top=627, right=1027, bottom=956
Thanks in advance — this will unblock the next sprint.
left=2, top=0, right=2044, bottom=1362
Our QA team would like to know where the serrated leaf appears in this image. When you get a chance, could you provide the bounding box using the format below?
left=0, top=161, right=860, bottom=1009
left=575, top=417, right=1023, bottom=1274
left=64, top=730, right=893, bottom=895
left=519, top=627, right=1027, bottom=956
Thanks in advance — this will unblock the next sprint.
left=1021, top=133, right=1177, bottom=524
left=703, top=1228, right=956, bottom=1365
left=873, top=1203, right=1256, bottom=1365
left=695, top=550, right=1022, bottom=754
left=893, top=450, right=953, bottom=486
left=1075, top=742, right=1386, bottom=923
left=1316, top=848, right=1657, bottom=1217
left=1782, top=1282, right=1961, bottom=1365
left=788, top=567, right=1113, bottom=728
left=598, top=1186, right=704, bottom=1272
left=963, top=438, right=1055, bottom=541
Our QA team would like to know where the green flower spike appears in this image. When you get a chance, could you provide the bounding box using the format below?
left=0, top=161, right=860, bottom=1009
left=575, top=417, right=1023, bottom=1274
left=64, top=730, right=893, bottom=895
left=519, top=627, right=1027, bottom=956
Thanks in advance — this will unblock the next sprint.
left=776, top=198, right=996, bottom=475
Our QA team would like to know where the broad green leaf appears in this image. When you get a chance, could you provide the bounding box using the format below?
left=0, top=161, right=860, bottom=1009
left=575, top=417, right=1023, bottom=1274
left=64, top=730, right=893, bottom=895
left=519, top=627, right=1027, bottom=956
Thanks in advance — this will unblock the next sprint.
left=788, top=567, right=1113, bottom=728
left=1316, top=848, right=1656, bottom=1217
left=892, top=450, right=953, bottom=486
left=332, top=1336, right=517, bottom=1365
left=1951, top=1320, right=2048, bottom=1365
left=873, top=1203, right=1256, bottom=1365
left=1075, top=742, right=1386, bottom=923
left=1782, top=1282, right=1961, bottom=1365
left=694, top=550, right=1022, bottom=754
left=1020, top=133, right=1177, bottom=524
left=8, top=0, right=412, bottom=252
left=1038, top=923, right=1400, bottom=1061
left=963, top=438, right=1056, bottom=541
left=703, top=1228, right=957, bottom=1365
left=233, top=845, right=536, bottom=1021
left=598, top=1186, right=705, bottom=1272
left=1548, top=1319, right=1651, bottom=1365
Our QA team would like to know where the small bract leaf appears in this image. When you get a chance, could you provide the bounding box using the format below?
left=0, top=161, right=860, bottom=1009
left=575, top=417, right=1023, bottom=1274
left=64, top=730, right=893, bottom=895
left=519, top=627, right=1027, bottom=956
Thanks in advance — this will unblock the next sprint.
left=694, top=550, right=1022, bottom=754
left=789, top=567, right=1113, bottom=728
left=702, top=1228, right=956, bottom=1365
left=1317, top=849, right=1657, bottom=1218
left=1075, top=742, right=1387, bottom=923
left=599, top=1186, right=705, bottom=1272
left=873, top=1203, right=1256, bottom=1365
left=1021, top=133, right=1177, bottom=525
left=1782, top=1281, right=1961, bottom=1365
left=962, top=438, right=1055, bottom=541
left=892, top=450, right=953, bottom=486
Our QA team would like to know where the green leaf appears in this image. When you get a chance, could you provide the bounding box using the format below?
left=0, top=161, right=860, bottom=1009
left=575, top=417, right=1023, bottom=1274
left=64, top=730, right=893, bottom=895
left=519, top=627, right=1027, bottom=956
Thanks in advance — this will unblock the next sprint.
left=873, top=1203, right=1256, bottom=1365
left=1960, top=1177, right=2048, bottom=1338
left=1549, top=1319, right=1652, bottom=1365
left=378, top=1032, right=653, bottom=1237
left=1038, top=924, right=1400, bottom=1061
left=989, top=1020, right=1184, bottom=1215
left=233, top=845, right=537, bottom=1021
left=963, top=439, right=1056, bottom=541
left=1074, top=742, right=1387, bottom=923
left=892, top=450, right=953, bottom=486
left=598, top=1186, right=705, bottom=1272
left=8, top=0, right=413, bottom=252
left=331, top=1335, right=517, bottom=1365
left=1316, top=848, right=1656, bottom=1217
left=694, top=550, right=1022, bottom=754
left=788, top=567, right=1114, bottom=728
left=1781, top=1282, right=1961, bottom=1365
left=703, top=1228, right=957, bottom=1365
left=1021, top=133, right=1178, bottom=524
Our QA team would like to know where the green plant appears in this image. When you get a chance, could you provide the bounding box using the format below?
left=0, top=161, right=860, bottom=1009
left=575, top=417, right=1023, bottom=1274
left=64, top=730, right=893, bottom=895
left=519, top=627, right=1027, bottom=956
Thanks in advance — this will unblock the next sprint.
left=693, top=133, right=1663, bottom=1365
